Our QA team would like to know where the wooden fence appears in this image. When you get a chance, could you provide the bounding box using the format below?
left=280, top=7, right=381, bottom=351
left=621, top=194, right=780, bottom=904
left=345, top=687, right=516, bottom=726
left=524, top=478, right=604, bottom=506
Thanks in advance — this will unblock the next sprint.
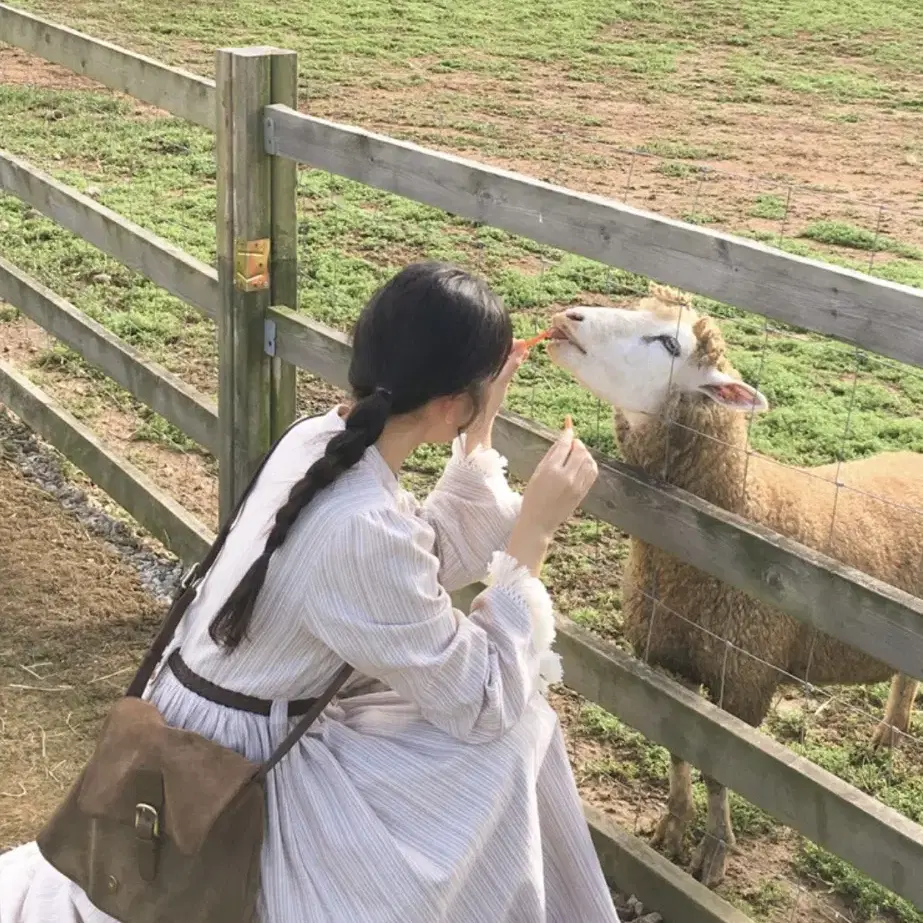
left=1, top=6, right=922, bottom=921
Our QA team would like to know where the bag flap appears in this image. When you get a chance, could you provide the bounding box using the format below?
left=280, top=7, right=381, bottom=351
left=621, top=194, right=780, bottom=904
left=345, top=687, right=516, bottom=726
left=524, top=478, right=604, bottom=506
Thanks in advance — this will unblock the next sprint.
left=77, top=697, right=261, bottom=855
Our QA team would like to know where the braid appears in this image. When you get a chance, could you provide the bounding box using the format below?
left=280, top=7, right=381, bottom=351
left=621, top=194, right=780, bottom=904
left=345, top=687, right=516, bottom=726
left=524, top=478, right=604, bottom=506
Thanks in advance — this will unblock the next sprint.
left=209, top=391, right=391, bottom=649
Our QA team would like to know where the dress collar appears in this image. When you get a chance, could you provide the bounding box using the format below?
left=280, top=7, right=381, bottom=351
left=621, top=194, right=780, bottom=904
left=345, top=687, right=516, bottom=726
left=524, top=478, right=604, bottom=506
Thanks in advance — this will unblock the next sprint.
left=323, top=405, right=399, bottom=495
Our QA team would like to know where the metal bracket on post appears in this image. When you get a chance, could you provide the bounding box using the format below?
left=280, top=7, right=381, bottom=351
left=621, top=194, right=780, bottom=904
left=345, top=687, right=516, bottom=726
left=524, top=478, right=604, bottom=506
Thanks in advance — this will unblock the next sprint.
left=234, top=238, right=271, bottom=292
left=264, top=114, right=278, bottom=156
left=264, top=317, right=277, bottom=357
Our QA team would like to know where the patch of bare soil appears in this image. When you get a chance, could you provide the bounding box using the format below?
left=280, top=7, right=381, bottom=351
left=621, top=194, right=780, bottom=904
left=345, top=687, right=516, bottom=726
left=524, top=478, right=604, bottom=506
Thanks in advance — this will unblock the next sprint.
left=0, top=457, right=162, bottom=847
left=0, top=45, right=97, bottom=92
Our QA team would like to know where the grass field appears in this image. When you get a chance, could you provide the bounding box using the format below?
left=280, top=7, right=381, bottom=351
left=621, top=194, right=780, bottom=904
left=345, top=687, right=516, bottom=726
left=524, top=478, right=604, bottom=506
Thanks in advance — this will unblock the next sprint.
left=1, top=0, right=923, bottom=920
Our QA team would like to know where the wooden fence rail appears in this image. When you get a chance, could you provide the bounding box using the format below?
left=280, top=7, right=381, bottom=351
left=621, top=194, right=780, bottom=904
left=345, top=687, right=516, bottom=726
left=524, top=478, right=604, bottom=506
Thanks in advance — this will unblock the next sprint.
left=263, top=105, right=923, bottom=371
left=0, top=255, right=219, bottom=453
left=558, top=618, right=923, bottom=907
left=0, top=359, right=213, bottom=562
left=0, top=2, right=216, bottom=128
left=0, top=150, right=219, bottom=320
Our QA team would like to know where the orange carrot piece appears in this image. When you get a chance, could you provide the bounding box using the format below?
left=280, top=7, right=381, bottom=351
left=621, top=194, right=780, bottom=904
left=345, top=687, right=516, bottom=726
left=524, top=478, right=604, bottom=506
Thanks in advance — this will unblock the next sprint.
left=564, top=414, right=573, bottom=430
left=522, top=329, right=551, bottom=349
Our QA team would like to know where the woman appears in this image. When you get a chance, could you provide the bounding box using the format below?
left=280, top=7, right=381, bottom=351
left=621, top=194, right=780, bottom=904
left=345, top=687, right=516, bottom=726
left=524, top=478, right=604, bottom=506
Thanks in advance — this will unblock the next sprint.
left=0, top=262, right=618, bottom=922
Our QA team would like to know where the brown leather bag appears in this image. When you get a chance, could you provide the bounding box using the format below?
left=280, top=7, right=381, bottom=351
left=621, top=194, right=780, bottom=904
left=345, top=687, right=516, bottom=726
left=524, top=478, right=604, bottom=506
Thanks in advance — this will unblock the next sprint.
left=35, top=430, right=353, bottom=922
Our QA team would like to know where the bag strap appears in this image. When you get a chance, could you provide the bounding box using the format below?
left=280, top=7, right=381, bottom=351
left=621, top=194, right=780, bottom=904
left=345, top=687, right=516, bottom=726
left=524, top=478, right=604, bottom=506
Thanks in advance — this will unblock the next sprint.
left=126, top=413, right=312, bottom=698
left=128, top=408, right=356, bottom=779
left=255, top=662, right=354, bottom=780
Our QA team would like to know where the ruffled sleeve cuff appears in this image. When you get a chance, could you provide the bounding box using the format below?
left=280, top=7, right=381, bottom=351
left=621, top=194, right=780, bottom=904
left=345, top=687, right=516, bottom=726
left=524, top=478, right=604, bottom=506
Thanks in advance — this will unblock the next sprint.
left=485, top=551, right=563, bottom=693
left=441, top=433, right=523, bottom=512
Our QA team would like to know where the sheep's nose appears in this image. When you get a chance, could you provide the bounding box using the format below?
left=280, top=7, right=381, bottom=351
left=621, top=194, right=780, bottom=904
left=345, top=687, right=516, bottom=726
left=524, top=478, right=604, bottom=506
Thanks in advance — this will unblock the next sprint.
left=565, top=310, right=584, bottom=322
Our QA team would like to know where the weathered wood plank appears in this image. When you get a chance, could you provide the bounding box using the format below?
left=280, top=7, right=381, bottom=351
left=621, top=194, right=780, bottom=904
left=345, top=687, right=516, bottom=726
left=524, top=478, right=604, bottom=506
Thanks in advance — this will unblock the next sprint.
left=0, top=149, right=218, bottom=320
left=264, top=106, right=923, bottom=371
left=0, top=255, right=218, bottom=453
left=556, top=619, right=923, bottom=908
left=268, top=50, right=298, bottom=440
left=584, top=805, right=752, bottom=923
left=216, top=48, right=274, bottom=522
left=0, top=3, right=215, bottom=128
left=269, top=308, right=923, bottom=681
left=267, top=307, right=351, bottom=390
left=0, top=359, right=212, bottom=563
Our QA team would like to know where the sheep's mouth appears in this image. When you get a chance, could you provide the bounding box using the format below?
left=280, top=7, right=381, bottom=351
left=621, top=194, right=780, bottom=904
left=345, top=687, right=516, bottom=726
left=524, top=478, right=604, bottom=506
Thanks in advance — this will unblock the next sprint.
left=549, top=323, right=587, bottom=354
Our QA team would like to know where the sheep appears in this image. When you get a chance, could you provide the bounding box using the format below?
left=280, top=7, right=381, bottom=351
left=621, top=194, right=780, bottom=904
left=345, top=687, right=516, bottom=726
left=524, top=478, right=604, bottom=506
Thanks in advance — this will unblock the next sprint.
left=545, top=284, right=923, bottom=888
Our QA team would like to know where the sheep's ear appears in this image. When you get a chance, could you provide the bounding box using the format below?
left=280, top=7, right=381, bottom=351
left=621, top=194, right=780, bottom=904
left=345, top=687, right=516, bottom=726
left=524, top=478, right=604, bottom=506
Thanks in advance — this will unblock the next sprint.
left=697, top=370, right=769, bottom=413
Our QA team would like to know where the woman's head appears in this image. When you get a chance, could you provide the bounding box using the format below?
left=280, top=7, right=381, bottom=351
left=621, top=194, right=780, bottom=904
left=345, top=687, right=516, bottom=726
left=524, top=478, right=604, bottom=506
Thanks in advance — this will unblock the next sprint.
left=209, top=262, right=512, bottom=649
left=349, top=261, right=513, bottom=442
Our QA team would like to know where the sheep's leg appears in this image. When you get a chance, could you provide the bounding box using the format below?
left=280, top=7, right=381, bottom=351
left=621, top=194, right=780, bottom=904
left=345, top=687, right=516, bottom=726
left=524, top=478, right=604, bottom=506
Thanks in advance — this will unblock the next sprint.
left=871, top=674, right=919, bottom=750
left=689, top=775, right=734, bottom=888
left=651, top=754, right=694, bottom=858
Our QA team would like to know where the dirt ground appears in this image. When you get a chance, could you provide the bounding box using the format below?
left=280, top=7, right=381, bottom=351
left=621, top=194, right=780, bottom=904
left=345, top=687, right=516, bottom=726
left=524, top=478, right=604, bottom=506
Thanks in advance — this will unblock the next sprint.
left=0, top=455, right=162, bottom=848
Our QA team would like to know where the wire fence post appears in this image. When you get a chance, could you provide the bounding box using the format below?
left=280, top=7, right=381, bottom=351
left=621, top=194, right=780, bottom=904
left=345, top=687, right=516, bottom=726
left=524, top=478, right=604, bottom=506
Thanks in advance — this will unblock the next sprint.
left=216, top=46, right=276, bottom=524
left=268, top=49, right=299, bottom=440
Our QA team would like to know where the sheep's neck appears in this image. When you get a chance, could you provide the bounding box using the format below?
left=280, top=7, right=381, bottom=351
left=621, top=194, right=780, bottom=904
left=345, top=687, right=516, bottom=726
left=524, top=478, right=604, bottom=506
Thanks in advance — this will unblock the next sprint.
left=616, top=395, right=752, bottom=514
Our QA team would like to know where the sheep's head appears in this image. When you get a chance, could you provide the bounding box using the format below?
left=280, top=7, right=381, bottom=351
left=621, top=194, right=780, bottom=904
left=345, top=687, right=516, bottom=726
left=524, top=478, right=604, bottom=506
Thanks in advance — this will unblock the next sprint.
left=546, top=284, right=769, bottom=418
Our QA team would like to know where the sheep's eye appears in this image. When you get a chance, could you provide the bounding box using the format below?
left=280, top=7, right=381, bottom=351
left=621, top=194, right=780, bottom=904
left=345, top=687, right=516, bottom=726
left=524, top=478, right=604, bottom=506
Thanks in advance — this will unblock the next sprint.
left=644, top=334, right=681, bottom=358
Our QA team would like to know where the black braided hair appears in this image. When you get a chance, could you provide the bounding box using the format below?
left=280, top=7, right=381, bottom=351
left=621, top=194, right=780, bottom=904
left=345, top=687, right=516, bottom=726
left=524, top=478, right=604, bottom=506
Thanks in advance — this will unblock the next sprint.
left=208, top=390, right=392, bottom=647
left=209, top=262, right=513, bottom=650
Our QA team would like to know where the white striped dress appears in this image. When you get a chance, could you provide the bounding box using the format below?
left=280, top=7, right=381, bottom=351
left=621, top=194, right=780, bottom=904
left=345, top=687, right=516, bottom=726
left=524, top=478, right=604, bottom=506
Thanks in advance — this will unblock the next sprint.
left=0, top=406, right=619, bottom=923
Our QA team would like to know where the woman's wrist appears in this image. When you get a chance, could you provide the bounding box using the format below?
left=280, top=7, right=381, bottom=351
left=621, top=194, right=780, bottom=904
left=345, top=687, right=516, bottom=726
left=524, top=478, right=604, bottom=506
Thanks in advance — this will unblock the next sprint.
left=506, top=519, right=552, bottom=577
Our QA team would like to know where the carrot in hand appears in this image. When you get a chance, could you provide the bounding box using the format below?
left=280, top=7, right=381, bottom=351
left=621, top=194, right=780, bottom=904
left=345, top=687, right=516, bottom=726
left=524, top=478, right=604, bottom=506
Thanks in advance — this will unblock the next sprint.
left=522, top=329, right=551, bottom=349
left=564, top=414, right=573, bottom=431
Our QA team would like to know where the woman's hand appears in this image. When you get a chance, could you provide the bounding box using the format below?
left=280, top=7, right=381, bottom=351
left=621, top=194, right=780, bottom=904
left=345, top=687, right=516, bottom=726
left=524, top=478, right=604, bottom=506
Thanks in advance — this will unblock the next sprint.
left=506, top=422, right=599, bottom=576
left=464, top=339, right=529, bottom=451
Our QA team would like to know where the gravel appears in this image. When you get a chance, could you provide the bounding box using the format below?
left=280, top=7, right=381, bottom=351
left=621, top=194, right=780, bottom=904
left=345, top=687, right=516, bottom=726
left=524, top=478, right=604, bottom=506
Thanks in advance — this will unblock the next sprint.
left=0, top=408, right=184, bottom=603
left=613, top=893, right=663, bottom=923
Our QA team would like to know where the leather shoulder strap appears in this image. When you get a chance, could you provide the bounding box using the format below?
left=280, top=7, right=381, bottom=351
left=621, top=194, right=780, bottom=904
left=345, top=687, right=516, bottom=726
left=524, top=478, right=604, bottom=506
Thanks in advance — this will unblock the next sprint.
left=125, top=414, right=312, bottom=698
left=255, top=662, right=354, bottom=781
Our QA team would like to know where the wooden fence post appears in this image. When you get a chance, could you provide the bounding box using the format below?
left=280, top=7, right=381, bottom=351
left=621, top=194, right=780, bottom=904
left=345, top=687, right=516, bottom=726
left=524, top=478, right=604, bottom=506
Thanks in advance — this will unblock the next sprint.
left=267, top=50, right=298, bottom=440
left=216, top=46, right=276, bottom=523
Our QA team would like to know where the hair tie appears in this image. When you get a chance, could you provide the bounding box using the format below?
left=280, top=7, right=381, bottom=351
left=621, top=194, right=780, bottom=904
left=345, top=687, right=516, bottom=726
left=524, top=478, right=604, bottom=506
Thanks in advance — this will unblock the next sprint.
left=374, top=386, right=393, bottom=403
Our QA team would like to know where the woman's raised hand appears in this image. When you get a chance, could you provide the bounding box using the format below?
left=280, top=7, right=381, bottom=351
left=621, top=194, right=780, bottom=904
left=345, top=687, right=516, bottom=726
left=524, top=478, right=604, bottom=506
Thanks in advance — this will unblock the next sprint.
left=464, top=339, right=529, bottom=451
left=507, top=419, right=599, bottom=576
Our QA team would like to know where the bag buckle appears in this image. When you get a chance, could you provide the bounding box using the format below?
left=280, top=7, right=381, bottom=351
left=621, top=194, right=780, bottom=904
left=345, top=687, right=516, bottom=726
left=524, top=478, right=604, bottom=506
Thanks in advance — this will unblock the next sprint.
left=134, top=802, right=160, bottom=840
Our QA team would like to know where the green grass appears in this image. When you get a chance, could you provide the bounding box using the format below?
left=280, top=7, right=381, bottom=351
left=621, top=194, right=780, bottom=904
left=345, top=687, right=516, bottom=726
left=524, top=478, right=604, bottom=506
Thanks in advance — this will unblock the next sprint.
left=730, top=879, right=793, bottom=920
left=654, top=161, right=701, bottom=179
left=800, top=220, right=923, bottom=260
left=10, top=0, right=923, bottom=118
left=2, top=0, right=923, bottom=919
left=749, top=194, right=787, bottom=221
left=797, top=843, right=923, bottom=923
left=639, top=140, right=720, bottom=160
